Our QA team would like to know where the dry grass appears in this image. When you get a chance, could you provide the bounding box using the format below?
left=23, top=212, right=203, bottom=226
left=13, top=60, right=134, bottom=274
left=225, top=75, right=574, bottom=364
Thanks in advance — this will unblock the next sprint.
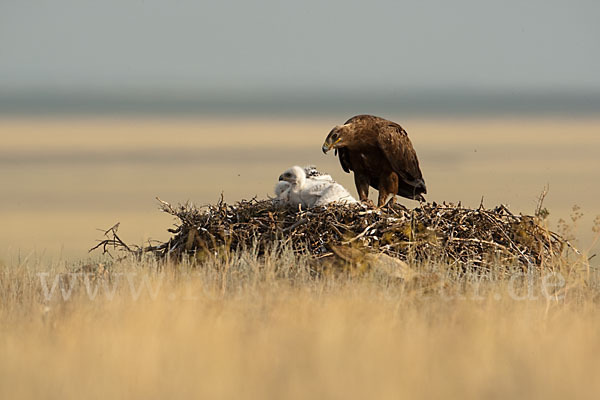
left=1, top=116, right=599, bottom=398
left=1, top=247, right=599, bottom=400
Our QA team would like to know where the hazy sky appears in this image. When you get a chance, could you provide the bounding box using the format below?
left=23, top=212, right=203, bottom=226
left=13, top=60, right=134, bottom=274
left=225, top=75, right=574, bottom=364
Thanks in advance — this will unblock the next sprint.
left=1, top=0, right=599, bottom=93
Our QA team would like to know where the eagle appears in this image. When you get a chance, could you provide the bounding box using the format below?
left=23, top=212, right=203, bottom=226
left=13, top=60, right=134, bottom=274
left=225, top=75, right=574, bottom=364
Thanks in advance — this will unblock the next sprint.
left=274, top=180, right=292, bottom=204
left=276, top=165, right=357, bottom=209
left=322, top=115, right=426, bottom=207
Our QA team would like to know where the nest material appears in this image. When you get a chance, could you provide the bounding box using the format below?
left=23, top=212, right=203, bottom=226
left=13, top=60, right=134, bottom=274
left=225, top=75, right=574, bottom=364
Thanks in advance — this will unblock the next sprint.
left=93, top=197, right=574, bottom=270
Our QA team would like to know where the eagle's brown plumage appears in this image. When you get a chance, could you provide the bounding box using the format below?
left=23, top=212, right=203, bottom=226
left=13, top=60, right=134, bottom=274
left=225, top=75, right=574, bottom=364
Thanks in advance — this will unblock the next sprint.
left=322, top=115, right=426, bottom=207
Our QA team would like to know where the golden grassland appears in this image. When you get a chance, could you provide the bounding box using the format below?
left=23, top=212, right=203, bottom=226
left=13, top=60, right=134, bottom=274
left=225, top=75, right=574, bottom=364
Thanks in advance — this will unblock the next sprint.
left=1, top=247, right=599, bottom=399
left=1, top=115, right=599, bottom=398
left=1, top=116, right=599, bottom=261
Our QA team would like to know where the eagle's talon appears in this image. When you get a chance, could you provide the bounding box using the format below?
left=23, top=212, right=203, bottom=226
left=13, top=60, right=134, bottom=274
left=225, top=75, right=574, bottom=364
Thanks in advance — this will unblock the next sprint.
left=361, top=199, right=375, bottom=208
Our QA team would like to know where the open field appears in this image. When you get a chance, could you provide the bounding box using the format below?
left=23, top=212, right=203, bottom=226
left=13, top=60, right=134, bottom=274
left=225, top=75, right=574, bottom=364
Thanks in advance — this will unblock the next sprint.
left=1, top=116, right=599, bottom=399
left=1, top=249, right=599, bottom=399
left=1, top=117, right=599, bottom=262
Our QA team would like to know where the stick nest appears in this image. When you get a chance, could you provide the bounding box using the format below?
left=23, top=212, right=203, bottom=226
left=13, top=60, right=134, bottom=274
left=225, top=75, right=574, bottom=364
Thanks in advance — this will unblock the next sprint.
left=93, top=197, right=575, bottom=270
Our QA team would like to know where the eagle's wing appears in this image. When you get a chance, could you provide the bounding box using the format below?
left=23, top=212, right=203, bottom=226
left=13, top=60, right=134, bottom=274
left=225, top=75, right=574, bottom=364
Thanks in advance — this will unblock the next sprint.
left=338, top=115, right=378, bottom=174
left=376, top=123, right=425, bottom=189
left=314, top=183, right=357, bottom=206
left=302, top=180, right=331, bottom=196
left=311, top=174, right=336, bottom=183
left=298, top=179, right=331, bottom=208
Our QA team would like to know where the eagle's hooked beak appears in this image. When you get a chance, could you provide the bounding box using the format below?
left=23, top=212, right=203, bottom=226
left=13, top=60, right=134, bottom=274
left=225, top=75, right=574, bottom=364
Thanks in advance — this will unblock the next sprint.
left=322, top=138, right=341, bottom=154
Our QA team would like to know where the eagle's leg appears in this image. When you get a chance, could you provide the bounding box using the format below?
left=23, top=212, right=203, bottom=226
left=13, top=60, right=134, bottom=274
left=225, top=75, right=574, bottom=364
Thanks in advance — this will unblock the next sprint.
left=377, top=172, right=399, bottom=208
left=354, top=173, right=372, bottom=206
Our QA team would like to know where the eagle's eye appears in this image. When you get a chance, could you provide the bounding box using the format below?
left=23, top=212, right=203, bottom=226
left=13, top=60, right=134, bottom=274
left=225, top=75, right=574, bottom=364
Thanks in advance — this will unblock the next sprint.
left=331, top=133, right=339, bottom=140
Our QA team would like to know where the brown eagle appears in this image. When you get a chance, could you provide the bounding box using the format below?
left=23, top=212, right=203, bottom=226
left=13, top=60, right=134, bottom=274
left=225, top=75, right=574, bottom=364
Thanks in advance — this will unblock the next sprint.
left=322, top=115, right=426, bottom=207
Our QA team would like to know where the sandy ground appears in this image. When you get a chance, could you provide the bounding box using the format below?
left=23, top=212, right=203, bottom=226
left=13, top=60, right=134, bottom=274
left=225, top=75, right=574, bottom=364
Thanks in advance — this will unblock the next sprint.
left=1, top=116, right=598, bottom=262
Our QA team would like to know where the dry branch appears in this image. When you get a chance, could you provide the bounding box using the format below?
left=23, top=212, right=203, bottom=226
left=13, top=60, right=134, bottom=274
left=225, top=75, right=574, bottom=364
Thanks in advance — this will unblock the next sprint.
left=91, top=197, right=574, bottom=271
